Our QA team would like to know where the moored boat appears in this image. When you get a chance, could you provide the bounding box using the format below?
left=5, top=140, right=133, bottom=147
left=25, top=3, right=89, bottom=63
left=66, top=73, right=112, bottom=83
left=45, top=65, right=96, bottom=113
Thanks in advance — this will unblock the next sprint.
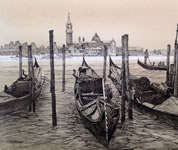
left=109, top=57, right=178, bottom=125
left=73, top=57, right=120, bottom=146
left=137, top=59, right=167, bottom=71
left=0, top=58, right=44, bottom=115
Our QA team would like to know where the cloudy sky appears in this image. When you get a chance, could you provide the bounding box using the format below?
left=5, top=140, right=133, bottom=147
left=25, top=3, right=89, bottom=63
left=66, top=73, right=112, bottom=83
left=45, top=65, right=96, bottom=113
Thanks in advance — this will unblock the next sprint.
left=0, top=0, right=178, bottom=49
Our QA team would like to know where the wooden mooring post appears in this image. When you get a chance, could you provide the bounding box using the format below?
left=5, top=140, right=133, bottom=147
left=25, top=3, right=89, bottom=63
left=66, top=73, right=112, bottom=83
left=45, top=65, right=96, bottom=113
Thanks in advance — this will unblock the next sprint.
left=28, top=45, right=35, bottom=112
left=123, top=34, right=133, bottom=120
left=166, top=44, right=171, bottom=86
left=174, top=25, right=178, bottom=96
left=49, top=30, right=57, bottom=126
left=103, top=45, right=107, bottom=81
left=62, top=45, right=66, bottom=92
left=174, top=45, right=178, bottom=96
left=173, top=25, right=178, bottom=83
left=19, top=46, right=22, bottom=79
left=121, top=35, right=126, bottom=123
left=169, top=64, right=174, bottom=87
left=28, top=46, right=32, bottom=112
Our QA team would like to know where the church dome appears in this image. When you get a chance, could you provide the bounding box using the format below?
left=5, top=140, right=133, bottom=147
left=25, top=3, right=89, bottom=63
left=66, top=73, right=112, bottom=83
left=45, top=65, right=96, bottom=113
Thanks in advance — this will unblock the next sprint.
left=91, top=33, right=101, bottom=43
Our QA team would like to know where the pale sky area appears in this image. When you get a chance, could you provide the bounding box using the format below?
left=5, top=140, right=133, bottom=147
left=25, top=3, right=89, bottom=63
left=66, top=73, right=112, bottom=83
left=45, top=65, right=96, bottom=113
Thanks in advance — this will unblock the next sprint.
left=0, top=0, right=178, bottom=49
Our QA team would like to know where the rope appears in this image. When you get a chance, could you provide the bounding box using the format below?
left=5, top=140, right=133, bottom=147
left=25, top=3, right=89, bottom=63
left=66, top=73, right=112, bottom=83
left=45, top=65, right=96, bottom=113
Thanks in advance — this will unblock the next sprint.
left=102, top=78, right=109, bottom=143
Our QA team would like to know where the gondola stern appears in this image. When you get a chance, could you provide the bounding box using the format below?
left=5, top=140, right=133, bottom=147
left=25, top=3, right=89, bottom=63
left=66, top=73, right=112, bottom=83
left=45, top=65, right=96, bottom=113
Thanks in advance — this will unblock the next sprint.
left=82, top=55, right=89, bottom=67
left=34, top=57, right=40, bottom=68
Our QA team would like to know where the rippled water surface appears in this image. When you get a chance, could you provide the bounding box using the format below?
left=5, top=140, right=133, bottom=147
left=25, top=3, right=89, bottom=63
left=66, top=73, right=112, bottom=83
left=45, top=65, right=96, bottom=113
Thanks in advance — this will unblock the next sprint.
left=0, top=56, right=178, bottom=150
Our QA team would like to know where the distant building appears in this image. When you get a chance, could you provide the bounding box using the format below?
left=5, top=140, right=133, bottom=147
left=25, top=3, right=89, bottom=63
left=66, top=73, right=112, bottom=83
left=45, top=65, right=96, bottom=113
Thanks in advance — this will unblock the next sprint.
left=116, top=46, right=144, bottom=56
left=14, top=41, right=21, bottom=49
left=31, top=42, right=37, bottom=54
left=66, top=13, right=73, bottom=47
left=4, top=44, right=9, bottom=49
left=66, top=14, right=117, bottom=56
left=22, top=42, right=28, bottom=56
left=9, top=41, right=15, bottom=49
left=53, top=42, right=59, bottom=53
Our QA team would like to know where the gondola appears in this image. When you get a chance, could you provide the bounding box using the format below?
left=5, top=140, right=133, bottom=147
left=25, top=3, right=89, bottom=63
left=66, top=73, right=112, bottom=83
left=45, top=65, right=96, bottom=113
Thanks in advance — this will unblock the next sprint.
left=0, top=58, right=44, bottom=115
left=137, top=59, right=167, bottom=71
left=109, top=56, right=178, bottom=125
left=73, top=57, right=120, bottom=147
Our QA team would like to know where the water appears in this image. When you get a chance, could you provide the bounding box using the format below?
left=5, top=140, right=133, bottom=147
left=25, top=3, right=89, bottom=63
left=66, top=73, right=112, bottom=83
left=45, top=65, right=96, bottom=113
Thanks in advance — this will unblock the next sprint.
left=0, top=56, right=178, bottom=150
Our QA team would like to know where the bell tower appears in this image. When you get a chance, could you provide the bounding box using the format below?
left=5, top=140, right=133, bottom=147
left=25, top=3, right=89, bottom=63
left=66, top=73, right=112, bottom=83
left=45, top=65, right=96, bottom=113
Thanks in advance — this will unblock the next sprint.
left=66, top=13, right=73, bottom=47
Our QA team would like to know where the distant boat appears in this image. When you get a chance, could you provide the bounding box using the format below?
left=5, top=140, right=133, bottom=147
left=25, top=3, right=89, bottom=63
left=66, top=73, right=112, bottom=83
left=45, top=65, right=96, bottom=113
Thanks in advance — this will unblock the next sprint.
left=73, top=57, right=120, bottom=146
left=109, top=57, right=178, bottom=125
left=0, top=59, right=44, bottom=115
left=137, top=59, right=167, bottom=71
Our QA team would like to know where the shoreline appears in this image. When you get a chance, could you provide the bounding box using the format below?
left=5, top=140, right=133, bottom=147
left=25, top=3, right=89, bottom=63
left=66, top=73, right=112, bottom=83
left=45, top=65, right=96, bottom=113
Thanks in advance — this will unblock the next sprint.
left=0, top=55, right=172, bottom=61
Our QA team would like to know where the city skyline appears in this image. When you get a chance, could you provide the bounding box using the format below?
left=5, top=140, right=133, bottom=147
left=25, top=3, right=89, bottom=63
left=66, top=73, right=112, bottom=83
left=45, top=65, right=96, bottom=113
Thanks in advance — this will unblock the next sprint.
left=0, top=0, right=178, bottom=49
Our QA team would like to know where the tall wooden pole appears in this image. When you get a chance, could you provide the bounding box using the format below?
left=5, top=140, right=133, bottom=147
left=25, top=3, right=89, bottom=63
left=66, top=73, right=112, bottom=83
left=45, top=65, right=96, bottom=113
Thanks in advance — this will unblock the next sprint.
left=103, top=45, right=107, bottom=81
left=49, top=30, right=57, bottom=126
left=121, top=35, right=126, bottom=123
left=62, top=45, right=66, bottom=92
left=174, top=44, right=178, bottom=96
left=174, top=25, right=178, bottom=96
left=31, top=48, right=35, bottom=113
left=173, top=25, right=178, bottom=91
left=28, top=46, right=32, bottom=112
left=166, top=44, right=171, bottom=86
left=28, top=45, right=35, bottom=112
left=19, top=46, right=23, bottom=79
left=123, top=34, right=133, bottom=120
left=169, top=64, right=174, bottom=87
left=28, top=47, right=30, bottom=76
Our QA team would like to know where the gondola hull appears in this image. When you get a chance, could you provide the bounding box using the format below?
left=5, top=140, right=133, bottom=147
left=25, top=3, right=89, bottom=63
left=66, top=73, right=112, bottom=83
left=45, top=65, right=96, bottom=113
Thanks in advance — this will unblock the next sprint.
left=109, top=57, right=178, bottom=125
left=113, top=77, right=178, bottom=125
left=73, top=57, right=120, bottom=146
left=132, top=99, right=178, bottom=126
left=0, top=86, right=42, bottom=115
left=137, top=59, right=167, bottom=71
left=76, top=100, right=119, bottom=146
left=0, top=60, right=43, bottom=115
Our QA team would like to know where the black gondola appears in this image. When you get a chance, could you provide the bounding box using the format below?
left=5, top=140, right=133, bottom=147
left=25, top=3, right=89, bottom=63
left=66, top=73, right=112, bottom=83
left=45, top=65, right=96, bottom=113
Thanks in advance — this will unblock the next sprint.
left=73, top=57, right=120, bottom=146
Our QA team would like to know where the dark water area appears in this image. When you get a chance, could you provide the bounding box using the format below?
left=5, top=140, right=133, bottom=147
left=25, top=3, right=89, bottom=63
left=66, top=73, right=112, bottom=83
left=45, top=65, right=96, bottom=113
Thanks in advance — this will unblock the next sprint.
left=0, top=56, right=178, bottom=150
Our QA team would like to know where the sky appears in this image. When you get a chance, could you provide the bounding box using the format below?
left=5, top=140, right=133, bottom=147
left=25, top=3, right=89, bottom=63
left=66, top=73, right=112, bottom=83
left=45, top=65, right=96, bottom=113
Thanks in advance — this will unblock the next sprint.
left=0, top=0, right=178, bottom=49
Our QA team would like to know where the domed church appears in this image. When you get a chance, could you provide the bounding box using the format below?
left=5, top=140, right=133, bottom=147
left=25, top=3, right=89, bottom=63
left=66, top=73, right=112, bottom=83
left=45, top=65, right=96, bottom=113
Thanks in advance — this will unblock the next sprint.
left=65, top=14, right=117, bottom=56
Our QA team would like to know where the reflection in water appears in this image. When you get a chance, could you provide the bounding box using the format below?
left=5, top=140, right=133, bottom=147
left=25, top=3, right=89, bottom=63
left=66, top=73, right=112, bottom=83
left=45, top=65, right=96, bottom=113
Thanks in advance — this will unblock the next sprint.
left=0, top=56, right=178, bottom=150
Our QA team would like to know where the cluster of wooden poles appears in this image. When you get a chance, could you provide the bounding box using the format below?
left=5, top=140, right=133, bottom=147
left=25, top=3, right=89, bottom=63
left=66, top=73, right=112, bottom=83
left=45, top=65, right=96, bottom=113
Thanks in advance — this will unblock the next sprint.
left=18, top=30, right=66, bottom=127
left=21, top=27, right=178, bottom=127
left=119, top=24, right=178, bottom=123
left=48, top=30, right=134, bottom=126
left=166, top=24, right=178, bottom=97
left=49, top=30, right=109, bottom=126
left=98, top=34, right=133, bottom=123
left=103, top=34, right=133, bottom=123
left=18, top=45, right=36, bottom=112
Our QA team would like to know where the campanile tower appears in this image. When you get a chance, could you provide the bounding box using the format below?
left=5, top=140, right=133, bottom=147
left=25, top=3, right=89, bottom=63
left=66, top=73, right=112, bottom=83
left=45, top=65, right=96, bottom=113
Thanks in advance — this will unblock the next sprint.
left=66, top=13, right=73, bottom=47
